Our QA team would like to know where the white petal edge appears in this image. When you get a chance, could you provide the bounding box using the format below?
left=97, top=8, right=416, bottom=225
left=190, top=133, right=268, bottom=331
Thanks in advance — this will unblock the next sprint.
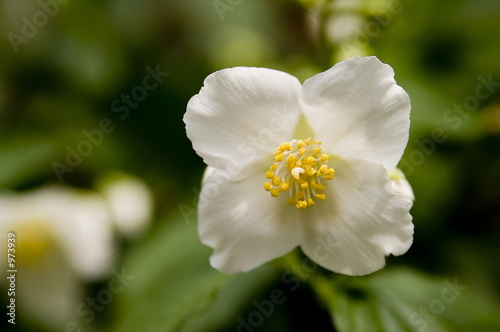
left=185, top=67, right=302, bottom=177
left=198, top=165, right=303, bottom=273
left=301, top=157, right=414, bottom=276
left=389, top=167, right=415, bottom=201
left=301, top=56, right=411, bottom=170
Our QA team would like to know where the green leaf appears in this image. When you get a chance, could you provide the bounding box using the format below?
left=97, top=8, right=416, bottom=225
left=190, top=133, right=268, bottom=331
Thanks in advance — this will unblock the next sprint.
left=109, top=218, right=277, bottom=332
left=179, top=264, right=278, bottom=332
left=319, top=268, right=500, bottom=332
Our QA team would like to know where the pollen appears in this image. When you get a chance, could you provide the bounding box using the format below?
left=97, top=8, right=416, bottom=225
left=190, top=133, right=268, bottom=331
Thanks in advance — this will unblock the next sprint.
left=295, top=200, right=308, bottom=210
left=263, top=138, right=335, bottom=210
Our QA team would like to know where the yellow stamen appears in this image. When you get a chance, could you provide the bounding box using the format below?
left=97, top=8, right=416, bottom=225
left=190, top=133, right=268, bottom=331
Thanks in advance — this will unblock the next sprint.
left=295, top=191, right=305, bottom=200
left=272, top=177, right=281, bottom=186
left=316, top=194, right=326, bottom=200
left=295, top=200, right=308, bottom=210
left=279, top=181, right=290, bottom=191
left=263, top=138, right=335, bottom=210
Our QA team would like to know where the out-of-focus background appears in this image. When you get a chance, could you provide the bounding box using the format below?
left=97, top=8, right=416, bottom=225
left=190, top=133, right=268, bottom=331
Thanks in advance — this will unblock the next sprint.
left=0, top=0, right=499, bottom=331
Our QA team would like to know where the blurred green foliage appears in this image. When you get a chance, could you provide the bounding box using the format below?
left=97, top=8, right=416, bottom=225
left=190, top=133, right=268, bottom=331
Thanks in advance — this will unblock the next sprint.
left=0, top=0, right=499, bottom=331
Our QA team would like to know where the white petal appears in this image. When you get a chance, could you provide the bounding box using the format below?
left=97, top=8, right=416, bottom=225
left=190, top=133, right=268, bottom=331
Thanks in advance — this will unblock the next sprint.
left=301, top=56, right=411, bottom=170
left=301, top=158, right=413, bottom=276
left=389, top=168, right=415, bottom=201
left=17, top=251, right=82, bottom=329
left=199, top=166, right=303, bottom=273
left=185, top=67, right=302, bottom=175
left=55, top=190, right=115, bottom=279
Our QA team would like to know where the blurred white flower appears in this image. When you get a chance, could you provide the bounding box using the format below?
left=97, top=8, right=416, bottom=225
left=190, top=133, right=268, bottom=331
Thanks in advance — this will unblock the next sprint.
left=0, top=185, right=114, bottom=329
left=185, top=56, right=414, bottom=276
left=98, top=171, right=153, bottom=239
left=325, top=14, right=364, bottom=43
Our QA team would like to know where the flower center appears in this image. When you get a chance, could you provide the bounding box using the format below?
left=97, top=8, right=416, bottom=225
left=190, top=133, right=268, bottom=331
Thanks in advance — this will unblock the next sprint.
left=16, top=220, right=56, bottom=266
left=263, top=138, right=335, bottom=210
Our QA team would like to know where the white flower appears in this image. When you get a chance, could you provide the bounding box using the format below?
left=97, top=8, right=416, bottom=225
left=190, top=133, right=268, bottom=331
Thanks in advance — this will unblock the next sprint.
left=184, top=56, right=414, bottom=276
left=97, top=171, right=153, bottom=239
left=0, top=186, right=115, bottom=329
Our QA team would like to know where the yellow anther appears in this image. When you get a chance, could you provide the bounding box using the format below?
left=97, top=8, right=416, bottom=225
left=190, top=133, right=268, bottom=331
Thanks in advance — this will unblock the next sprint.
left=301, top=182, right=309, bottom=190
left=314, top=140, right=322, bottom=144
left=318, top=164, right=328, bottom=175
left=299, top=147, right=306, bottom=155
left=307, top=198, right=315, bottom=207
left=271, top=189, right=280, bottom=197
left=325, top=168, right=335, bottom=180
left=304, top=138, right=313, bottom=145
left=286, top=154, right=296, bottom=163
left=297, top=140, right=305, bottom=148
left=275, top=153, right=284, bottom=162
left=272, top=177, right=281, bottom=186
left=295, top=201, right=308, bottom=210
left=305, top=156, right=315, bottom=165
left=314, top=146, right=322, bottom=154
left=295, top=191, right=305, bottom=200
left=320, top=154, right=330, bottom=162
left=264, top=182, right=273, bottom=191
left=316, top=183, right=326, bottom=191
left=266, top=170, right=274, bottom=179
left=305, top=165, right=315, bottom=176
left=286, top=197, right=296, bottom=206
left=316, top=194, right=326, bottom=200
left=270, top=163, right=278, bottom=171
left=277, top=142, right=291, bottom=152
left=279, top=181, right=290, bottom=191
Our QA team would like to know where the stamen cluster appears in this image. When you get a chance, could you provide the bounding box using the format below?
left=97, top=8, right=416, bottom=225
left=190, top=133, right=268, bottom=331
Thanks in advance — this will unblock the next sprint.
left=264, top=138, right=335, bottom=210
